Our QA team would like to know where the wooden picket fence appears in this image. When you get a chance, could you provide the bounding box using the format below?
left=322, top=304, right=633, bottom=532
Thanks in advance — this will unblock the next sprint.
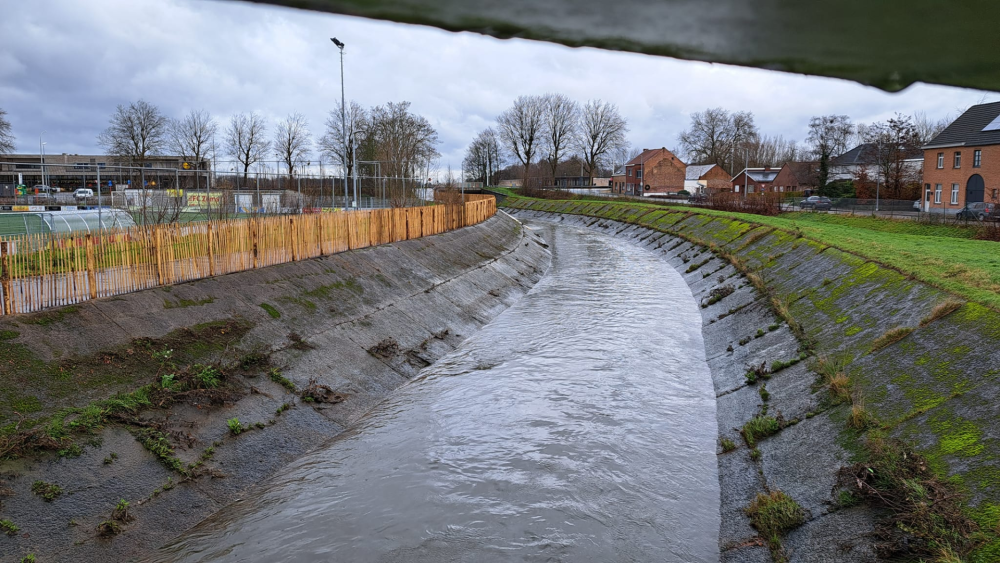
left=0, top=197, right=496, bottom=315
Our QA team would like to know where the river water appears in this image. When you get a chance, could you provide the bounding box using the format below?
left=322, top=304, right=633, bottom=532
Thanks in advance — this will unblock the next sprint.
left=154, top=220, right=720, bottom=563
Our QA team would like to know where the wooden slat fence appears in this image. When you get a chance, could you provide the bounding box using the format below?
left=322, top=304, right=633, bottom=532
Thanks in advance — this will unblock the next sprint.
left=0, top=198, right=496, bottom=315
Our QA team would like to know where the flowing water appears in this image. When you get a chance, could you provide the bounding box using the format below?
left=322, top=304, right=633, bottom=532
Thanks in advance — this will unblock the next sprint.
left=154, top=220, right=721, bottom=563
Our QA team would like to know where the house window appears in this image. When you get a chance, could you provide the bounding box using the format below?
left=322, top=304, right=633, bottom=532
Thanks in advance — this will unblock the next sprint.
left=994, top=189, right=999, bottom=201
left=934, top=184, right=942, bottom=203
left=937, top=152, right=944, bottom=168
left=974, top=150, right=982, bottom=168
left=954, top=152, right=962, bottom=168
left=951, top=183, right=959, bottom=205
left=636, top=169, right=642, bottom=179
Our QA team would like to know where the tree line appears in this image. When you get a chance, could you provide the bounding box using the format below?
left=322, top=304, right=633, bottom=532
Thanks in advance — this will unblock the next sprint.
left=0, top=100, right=441, bottom=193
left=677, top=108, right=951, bottom=198
left=464, top=94, right=629, bottom=187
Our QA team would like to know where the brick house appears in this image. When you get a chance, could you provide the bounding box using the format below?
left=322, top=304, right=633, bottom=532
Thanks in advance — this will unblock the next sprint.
left=731, top=167, right=779, bottom=193
left=923, top=101, right=1000, bottom=214
left=611, top=166, right=626, bottom=194
left=625, top=148, right=686, bottom=196
left=684, top=164, right=732, bottom=194
left=772, top=162, right=819, bottom=193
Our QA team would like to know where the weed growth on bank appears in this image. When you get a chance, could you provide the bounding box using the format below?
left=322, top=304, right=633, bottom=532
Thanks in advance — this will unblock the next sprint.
left=745, top=490, right=805, bottom=561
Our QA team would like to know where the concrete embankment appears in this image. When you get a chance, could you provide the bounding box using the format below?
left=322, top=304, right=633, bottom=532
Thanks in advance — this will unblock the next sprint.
left=0, top=212, right=551, bottom=562
left=509, top=200, right=1000, bottom=563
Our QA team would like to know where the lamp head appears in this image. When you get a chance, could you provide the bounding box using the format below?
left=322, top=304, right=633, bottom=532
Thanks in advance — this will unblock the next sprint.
left=331, top=38, right=344, bottom=49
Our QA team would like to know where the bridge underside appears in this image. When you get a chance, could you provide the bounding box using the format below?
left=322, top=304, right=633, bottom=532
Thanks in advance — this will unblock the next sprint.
left=239, top=0, right=1000, bottom=92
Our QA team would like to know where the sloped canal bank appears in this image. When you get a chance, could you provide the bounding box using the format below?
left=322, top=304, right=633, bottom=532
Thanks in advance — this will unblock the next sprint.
left=152, top=219, right=722, bottom=562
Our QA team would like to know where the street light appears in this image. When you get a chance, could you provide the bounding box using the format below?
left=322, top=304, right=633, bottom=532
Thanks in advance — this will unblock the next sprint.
left=39, top=133, right=46, bottom=188
left=331, top=37, right=348, bottom=208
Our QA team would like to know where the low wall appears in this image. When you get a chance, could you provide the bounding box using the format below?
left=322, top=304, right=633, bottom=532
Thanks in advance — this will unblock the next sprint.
left=507, top=198, right=1000, bottom=562
left=0, top=211, right=550, bottom=562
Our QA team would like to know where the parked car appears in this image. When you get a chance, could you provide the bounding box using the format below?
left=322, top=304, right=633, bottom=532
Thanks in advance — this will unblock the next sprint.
left=798, top=196, right=833, bottom=210
left=73, top=188, right=94, bottom=200
left=956, top=201, right=1000, bottom=221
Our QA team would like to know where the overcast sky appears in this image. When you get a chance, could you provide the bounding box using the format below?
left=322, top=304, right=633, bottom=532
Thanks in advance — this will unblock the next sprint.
left=3, top=0, right=999, bottom=177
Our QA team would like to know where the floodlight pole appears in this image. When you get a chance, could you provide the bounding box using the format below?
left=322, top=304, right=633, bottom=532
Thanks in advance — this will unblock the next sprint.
left=332, top=37, right=348, bottom=209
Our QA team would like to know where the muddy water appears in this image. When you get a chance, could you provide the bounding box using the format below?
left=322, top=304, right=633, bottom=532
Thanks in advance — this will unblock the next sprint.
left=153, top=221, right=720, bottom=563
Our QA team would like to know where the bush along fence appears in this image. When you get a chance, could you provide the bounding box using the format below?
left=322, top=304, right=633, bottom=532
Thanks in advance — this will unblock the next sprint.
left=0, top=196, right=497, bottom=315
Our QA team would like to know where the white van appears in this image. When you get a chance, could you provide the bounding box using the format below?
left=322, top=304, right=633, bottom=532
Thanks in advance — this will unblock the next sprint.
left=74, top=188, right=94, bottom=200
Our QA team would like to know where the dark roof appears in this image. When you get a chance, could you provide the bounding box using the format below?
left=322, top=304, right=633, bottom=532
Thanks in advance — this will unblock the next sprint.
left=924, top=101, right=1000, bottom=148
left=626, top=148, right=682, bottom=166
left=831, top=143, right=921, bottom=166
left=782, top=161, right=819, bottom=185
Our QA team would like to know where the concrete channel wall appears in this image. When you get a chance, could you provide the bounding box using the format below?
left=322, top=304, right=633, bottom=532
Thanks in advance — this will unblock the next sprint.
left=507, top=199, right=1000, bottom=563
left=0, top=212, right=551, bottom=562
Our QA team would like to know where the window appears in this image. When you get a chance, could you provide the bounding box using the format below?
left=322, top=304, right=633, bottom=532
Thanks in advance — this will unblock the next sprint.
left=994, top=189, right=999, bottom=201
left=934, top=184, right=942, bottom=203
left=636, top=169, right=642, bottom=179
left=954, top=152, right=962, bottom=168
left=951, top=183, right=959, bottom=204
left=937, top=152, right=944, bottom=168
left=974, top=150, right=982, bottom=168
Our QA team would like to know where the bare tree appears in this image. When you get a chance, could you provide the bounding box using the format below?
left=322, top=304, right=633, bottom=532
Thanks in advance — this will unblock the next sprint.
left=97, top=100, right=168, bottom=165
left=807, top=115, right=854, bottom=192
left=0, top=108, right=14, bottom=154
left=576, top=99, right=628, bottom=185
left=366, top=101, right=440, bottom=206
left=497, top=95, right=546, bottom=188
left=463, top=127, right=504, bottom=184
left=541, top=94, right=579, bottom=184
left=745, top=135, right=799, bottom=168
left=274, top=113, right=312, bottom=180
left=225, top=112, right=270, bottom=183
left=912, top=111, right=951, bottom=145
left=168, top=109, right=217, bottom=190
left=678, top=108, right=732, bottom=169
left=678, top=108, right=758, bottom=173
left=320, top=100, right=367, bottom=185
left=862, top=114, right=922, bottom=199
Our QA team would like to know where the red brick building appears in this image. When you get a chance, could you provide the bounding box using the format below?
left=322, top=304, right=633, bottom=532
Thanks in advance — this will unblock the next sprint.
left=923, top=101, right=1000, bottom=214
left=731, top=167, right=779, bottom=193
left=772, top=162, right=819, bottom=193
left=625, top=148, right=686, bottom=196
left=685, top=164, right=733, bottom=194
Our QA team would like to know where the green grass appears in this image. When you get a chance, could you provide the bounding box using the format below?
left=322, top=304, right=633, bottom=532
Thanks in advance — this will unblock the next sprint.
left=260, top=303, right=280, bottom=319
left=741, top=414, right=781, bottom=447
left=745, top=490, right=806, bottom=560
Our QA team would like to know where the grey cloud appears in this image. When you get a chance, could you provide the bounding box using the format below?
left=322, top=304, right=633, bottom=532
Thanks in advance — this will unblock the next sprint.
left=1, top=0, right=998, bottom=175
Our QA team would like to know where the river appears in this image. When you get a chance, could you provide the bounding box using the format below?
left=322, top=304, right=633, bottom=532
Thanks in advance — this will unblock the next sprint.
left=152, top=219, right=721, bottom=563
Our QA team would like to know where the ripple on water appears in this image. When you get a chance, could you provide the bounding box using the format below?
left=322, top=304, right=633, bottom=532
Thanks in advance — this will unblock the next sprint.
left=152, top=220, right=721, bottom=563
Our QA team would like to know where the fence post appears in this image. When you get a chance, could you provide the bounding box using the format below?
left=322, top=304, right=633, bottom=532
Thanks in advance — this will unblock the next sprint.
left=154, top=227, right=165, bottom=286
left=290, top=216, right=298, bottom=261
left=0, top=242, right=10, bottom=315
left=207, top=222, right=215, bottom=277
left=251, top=219, right=259, bottom=269
left=85, top=233, right=97, bottom=300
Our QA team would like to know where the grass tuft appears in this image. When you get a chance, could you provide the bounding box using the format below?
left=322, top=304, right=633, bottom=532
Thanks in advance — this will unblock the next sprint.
left=920, top=300, right=964, bottom=327
left=31, top=480, right=63, bottom=501
left=720, top=437, right=737, bottom=453
left=868, top=326, right=914, bottom=354
left=742, top=414, right=781, bottom=447
left=745, top=490, right=805, bottom=560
